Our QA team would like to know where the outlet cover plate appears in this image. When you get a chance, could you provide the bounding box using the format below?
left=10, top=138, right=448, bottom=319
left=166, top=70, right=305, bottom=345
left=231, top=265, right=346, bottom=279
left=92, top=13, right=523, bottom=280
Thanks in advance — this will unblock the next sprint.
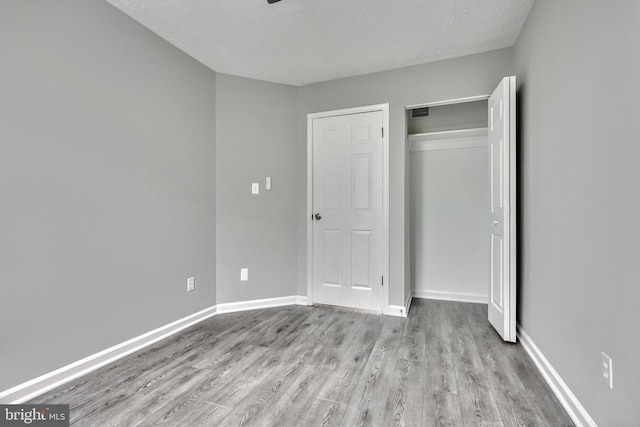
left=240, top=268, right=249, bottom=281
left=601, top=352, right=613, bottom=389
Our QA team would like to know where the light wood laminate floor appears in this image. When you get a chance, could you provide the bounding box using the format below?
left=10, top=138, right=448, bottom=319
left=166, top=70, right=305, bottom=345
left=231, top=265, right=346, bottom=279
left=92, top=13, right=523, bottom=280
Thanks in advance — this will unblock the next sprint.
left=33, top=299, right=573, bottom=426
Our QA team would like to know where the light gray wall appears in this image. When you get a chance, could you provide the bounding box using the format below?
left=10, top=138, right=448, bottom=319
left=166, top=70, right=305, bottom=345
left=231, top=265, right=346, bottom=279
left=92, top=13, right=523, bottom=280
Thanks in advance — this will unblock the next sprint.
left=0, top=0, right=216, bottom=392
left=410, top=144, right=489, bottom=299
left=408, top=100, right=488, bottom=135
left=514, top=1, right=640, bottom=425
left=296, top=49, right=512, bottom=306
left=215, top=73, right=298, bottom=304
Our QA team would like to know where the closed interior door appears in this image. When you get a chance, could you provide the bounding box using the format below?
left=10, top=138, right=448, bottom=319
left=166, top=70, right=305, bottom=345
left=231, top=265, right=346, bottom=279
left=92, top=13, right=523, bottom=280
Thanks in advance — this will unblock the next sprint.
left=488, top=76, right=517, bottom=342
left=311, top=110, right=384, bottom=311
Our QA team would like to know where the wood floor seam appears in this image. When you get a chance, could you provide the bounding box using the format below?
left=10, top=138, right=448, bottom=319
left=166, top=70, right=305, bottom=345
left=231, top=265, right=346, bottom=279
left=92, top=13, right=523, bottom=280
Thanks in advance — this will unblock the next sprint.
left=316, top=397, right=344, bottom=405
left=203, top=401, right=230, bottom=409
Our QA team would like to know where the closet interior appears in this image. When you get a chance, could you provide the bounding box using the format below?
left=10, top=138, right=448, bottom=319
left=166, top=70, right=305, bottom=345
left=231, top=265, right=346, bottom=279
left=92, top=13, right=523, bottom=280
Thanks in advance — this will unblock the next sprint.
left=408, top=99, right=490, bottom=302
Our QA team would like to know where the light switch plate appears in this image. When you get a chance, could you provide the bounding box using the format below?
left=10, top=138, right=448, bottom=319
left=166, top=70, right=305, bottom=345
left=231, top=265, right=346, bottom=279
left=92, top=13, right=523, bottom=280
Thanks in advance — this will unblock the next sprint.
left=251, top=183, right=259, bottom=194
left=240, top=268, right=249, bottom=281
left=187, top=277, right=195, bottom=292
left=266, top=176, right=272, bottom=190
left=601, top=352, right=613, bottom=389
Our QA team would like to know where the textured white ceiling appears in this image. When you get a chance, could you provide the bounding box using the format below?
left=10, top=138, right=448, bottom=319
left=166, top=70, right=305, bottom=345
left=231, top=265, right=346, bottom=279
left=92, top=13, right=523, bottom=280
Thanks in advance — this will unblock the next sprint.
left=105, top=0, right=534, bottom=86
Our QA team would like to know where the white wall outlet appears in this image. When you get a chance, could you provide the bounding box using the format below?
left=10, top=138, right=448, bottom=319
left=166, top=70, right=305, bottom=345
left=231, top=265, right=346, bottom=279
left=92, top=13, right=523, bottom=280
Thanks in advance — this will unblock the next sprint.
left=240, top=268, right=249, bottom=281
left=187, top=277, right=195, bottom=292
left=601, top=352, right=613, bottom=389
left=266, top=176, right=272, bottom=190
left=251, top=183, right=259, bottom=194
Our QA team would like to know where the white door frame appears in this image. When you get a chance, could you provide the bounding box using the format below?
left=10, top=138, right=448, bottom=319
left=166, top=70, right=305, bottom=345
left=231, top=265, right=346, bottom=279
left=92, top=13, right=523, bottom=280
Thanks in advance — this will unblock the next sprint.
left=405, top=95, right=490, bottom=110
left=405, top=95, right=490, bottom=302
left=306, top=103, right=390, bottom=312
left=406, top=90, right=518, bottom=342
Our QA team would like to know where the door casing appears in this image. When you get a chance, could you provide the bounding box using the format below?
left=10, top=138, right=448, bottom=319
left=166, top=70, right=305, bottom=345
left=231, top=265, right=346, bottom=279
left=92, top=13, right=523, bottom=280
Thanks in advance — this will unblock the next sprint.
left=406, top=87, right=517, bottom=343
left=405, top=95, right=491, bottom=306
left=306, top=103, right=390, bottom=313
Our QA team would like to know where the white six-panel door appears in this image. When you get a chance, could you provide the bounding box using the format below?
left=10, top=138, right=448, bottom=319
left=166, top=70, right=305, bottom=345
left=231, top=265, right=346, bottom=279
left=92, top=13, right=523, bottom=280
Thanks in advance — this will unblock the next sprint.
left=310, top=110, right=384, bottom=311
left=488, top=76, right=517, bottom=342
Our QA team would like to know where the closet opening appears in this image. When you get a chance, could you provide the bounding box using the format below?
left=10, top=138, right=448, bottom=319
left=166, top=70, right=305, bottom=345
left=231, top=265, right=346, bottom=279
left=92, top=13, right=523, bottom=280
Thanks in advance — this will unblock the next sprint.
left=407, top=98, right=490, bottom=304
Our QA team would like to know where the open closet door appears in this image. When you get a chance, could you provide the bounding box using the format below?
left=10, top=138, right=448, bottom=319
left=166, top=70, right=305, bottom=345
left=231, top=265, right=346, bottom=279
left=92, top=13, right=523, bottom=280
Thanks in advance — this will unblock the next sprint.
left=488, top=76, right=517, bottom=342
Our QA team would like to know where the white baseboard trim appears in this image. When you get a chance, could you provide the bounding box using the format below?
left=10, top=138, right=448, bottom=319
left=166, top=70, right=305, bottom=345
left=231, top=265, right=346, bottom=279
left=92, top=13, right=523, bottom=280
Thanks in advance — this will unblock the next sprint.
left=383, top=289, right=412, bottom=317
left=0, top=293, right=363, bottom=404
left=517, top=324, right=597, bottom=427
left=412, top=289, right=488, bottom=304
left=216, top=295, right=306, bottom=314
left=404, top=290, right=413, bottom=316
left=0, top=305, right=218, bottom=404
left=384, top=304, right=408, bottom=317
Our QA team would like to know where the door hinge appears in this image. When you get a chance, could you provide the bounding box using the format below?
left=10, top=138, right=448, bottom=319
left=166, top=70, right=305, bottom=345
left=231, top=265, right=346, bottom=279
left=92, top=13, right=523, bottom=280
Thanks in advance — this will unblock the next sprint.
left=381, top=276, right=384, bottom=287
left=382, top=128, right=384, bottom=138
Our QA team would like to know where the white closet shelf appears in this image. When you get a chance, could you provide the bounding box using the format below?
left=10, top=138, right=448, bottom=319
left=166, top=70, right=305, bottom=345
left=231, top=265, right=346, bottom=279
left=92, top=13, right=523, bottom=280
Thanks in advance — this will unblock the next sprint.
left=408, top=127, right=488, bottom=152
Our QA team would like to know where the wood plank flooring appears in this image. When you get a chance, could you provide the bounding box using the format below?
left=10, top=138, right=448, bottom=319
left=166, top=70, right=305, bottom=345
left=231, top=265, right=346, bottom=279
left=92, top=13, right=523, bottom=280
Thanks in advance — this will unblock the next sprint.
left=33, top=299, right=574, bottom=426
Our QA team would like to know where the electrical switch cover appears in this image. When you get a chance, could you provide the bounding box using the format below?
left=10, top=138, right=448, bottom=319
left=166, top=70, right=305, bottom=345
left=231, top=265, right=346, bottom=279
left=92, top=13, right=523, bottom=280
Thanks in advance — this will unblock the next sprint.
left=601, top=352, right=613, bottom=389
